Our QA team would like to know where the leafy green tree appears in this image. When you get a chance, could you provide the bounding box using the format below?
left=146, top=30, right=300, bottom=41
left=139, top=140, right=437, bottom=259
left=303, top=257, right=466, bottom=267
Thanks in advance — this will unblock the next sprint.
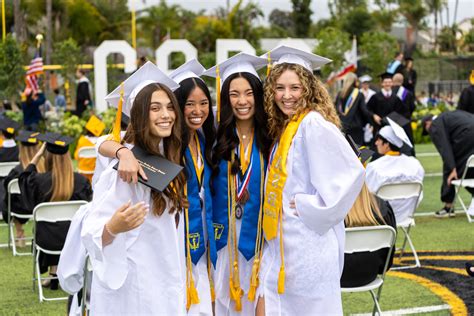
left=269, top=9, right=294, bottom=37
left=359, top=31, right=398, bottom=79
left=291, top=0, right=312, bottom=37
left=65, top=0, right=105, bottom=46
left=341, top=7, right=375, bottom=38
left=425, top=0, right=446, bottom=52
left=0, top=35, right=25, bottom=103
left=314, top=27, right=351, bottom=77
left=227, top=0, right=263, bottom=46
left=397, top=0, right=428, bottom=55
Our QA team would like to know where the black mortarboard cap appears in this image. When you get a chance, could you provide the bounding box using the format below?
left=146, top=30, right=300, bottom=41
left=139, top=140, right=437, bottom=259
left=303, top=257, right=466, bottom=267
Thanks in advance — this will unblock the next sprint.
left=345, top=134, right=361, bottom=157
left=383, top=111, right=410, bottom=127
left=0, top=117, right=21, bottom=136
left=379, top=72, right=393, bottom=80
left=37, top=132, right=73, bottom=155
left=359, top=147, right=374, bottom=165
left=15, top=130, right=42, bottom=146
left=114, top=145, right=183, bottom=192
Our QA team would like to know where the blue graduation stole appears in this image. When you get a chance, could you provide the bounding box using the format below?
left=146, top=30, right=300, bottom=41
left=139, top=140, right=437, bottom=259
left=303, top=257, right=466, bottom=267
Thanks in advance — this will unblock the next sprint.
left=212, top=139, right=266, bottom=261
left=184, top=133, right=217, bottom=266
left=387, top=60, right=401, bottom=74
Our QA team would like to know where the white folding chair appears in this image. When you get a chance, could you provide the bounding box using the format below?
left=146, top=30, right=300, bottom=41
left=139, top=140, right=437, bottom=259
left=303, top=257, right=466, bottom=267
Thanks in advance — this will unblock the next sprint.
left=376, top=181, right=423, bottom=269
left=451, top=154, right=474, bottom=223
left=7, top=179, right=33, bottom=256
left=76, top=146, right=97, bottom=175
left=81, top=257, right=93, bottom=316
left=342, top=225, right=397, bottom=316
left=32, top=200, right=88, bottom=302
left=0, top=161, right=19, bottom=248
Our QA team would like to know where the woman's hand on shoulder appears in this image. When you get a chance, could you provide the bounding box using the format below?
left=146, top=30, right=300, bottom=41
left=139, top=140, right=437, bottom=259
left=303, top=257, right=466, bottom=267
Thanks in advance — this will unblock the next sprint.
left=31, top=143, right=46, bottom=165
left=117, top=148, right=147, bottom=183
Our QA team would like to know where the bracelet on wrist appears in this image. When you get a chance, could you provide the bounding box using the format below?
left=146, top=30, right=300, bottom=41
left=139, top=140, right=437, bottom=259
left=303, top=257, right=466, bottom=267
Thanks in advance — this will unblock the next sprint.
left=115, top=146, right=128, bottom=160
left=105, top=223, right=117, bottom=238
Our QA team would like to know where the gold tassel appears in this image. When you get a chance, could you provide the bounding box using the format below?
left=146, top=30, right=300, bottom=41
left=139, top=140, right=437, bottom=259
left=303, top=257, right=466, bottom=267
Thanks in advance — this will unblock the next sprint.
left=189, top=279, right=200, bottom=305
left=216, top=65, right=221, bottom=123
left=247, top=258, right=260, bottom=301
left=210, top=283, right=216, bottom=302
left=277, top=266, right=285, bottom=294
left=266, top=52, right=272, bottom=77
left=111, top=83, right=124, bottom=142
left=229, top=277, right=236, bottom=300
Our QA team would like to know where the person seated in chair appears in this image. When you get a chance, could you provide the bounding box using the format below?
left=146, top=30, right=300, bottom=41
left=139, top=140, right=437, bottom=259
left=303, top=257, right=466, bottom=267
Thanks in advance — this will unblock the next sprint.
left=19, top=133, right=92, bottom=290
left=366, top=119, right=424, bottom=224
left=0, top=117, right=20, bottom=162
left=1, top=131, right=45, bottom=247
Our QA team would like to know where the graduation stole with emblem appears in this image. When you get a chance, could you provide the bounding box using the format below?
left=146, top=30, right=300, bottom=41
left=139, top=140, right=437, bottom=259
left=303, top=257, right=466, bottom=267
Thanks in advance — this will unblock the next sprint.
left=339, top=88, right=359, bottom=115
left=396, top=86, right=408, bottom=102
left=184, top=133, right=217, bottom=309
left=263, top=110, right=309, bottom=294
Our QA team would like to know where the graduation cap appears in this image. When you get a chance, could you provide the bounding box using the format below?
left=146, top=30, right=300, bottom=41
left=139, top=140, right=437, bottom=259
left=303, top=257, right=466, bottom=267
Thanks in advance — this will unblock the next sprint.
left=203, top=52, right=267, bottom=122
left=261, top=45, right=332, bottom=72
left=379, top=72, right=393, bottom=80
left=113, top=145, right=183, bottom=193
left=359, top=75, right=372, bottom=83
left=383, top=111, right=410, bottom=128
left=0, top=117, right=21, bottom=136
left=105, top=61, right=179, bottom=141
left=85, top=115, right=105, bottom=137
left=37, top=132, right=74, bottom=155
left=15, top=130, right=42, bottom=146
left=359, top=147, right=374, bottom=165
left=379, top=117, right=413, bottom=148
left=169, top=59, right=206, bottom=84
left=121, top=113, right=130, bottom=129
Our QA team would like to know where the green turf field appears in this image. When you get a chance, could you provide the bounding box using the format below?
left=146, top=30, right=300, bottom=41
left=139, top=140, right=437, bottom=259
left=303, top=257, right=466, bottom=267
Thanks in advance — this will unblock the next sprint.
left=0, top=143, right=472, bottom=315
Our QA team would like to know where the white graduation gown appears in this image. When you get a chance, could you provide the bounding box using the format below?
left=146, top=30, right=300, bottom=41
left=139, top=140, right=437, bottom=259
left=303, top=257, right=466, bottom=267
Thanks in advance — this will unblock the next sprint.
left=366, top=154, right=425, bottom=224
left=81, top=160, right=187, bottom=316
left=260, top=111, right=365, bottom=316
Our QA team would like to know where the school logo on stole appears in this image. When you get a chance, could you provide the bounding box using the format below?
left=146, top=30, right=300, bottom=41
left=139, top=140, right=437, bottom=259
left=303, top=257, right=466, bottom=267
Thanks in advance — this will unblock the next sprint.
left=188, top=233, right=200, bottom=251
left=213, top=223, right=224, bottom=240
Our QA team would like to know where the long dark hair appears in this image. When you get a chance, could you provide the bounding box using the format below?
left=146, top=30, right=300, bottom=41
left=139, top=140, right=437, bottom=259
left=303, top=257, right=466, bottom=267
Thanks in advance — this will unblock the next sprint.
left=212, top=72, right=271, bottom=178
left=174, top=77, right=216, bottom=171
left=123, top=83, right=186, bottom=215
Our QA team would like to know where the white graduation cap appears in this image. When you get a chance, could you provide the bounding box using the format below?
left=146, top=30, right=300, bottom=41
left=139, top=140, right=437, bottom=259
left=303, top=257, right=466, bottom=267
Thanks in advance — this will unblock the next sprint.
left=379, top=117, right=413, bottom=148
left=169, top=59, right=206, bottom=84
left=202, top=52, right=267, bottom=84
left=105, top=61, right=180, bottom=117
left=359, top=75, right=372, bottom=83
left=261, top=45, right=332, bottom=72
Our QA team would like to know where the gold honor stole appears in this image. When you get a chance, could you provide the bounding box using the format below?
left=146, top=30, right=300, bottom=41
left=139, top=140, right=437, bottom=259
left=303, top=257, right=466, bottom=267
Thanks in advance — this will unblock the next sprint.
left=263, top=111, right=308, bottom=294
left=342, top=88, right=359, bottom=115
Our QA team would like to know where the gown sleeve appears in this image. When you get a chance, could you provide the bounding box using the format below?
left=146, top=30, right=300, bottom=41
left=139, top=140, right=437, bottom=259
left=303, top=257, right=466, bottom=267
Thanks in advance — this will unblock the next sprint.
left=81, top=166, right=141, bottom=290
left=18, top=164, right=44, bottom=211
left=294, top=113, right=365, bottom=235
left=430, top=117, right=456, bottom=171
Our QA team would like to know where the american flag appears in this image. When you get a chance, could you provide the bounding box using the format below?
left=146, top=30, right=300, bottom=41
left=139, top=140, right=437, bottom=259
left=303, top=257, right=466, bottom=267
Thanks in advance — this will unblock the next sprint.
left=25, top=50, right=44, bottom=93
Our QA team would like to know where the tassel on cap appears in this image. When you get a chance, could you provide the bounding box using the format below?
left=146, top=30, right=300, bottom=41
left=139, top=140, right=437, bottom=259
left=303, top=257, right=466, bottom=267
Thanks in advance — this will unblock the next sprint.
left=266, top=52, right=272, bottom=77
left=216, top=65, right=221, bottom=123
left=277, top=265, right=285, bottom=294
left=111, top=83, right=124, bottom=142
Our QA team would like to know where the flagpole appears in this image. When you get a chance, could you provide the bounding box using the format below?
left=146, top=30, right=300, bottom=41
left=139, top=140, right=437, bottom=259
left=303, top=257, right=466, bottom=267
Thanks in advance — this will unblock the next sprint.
left=2, top=0, right=6, bottom=41
left=131, top=0, right=136, bottom=50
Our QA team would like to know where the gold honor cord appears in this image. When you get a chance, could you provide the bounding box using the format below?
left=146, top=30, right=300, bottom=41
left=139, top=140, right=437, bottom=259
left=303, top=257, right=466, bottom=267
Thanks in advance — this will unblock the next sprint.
left=184, top=185, right=200, bottom=310
left=111, top=83, right=124, bottom=142
left=189, top=133, right=204, bottom=186
left=227, top=158, right=244, bottom=311
left=216, top=65, right=221, bottom=123
left=247, top=152, right=265, bottom=301
left=207, top=245, right=216, bottom=302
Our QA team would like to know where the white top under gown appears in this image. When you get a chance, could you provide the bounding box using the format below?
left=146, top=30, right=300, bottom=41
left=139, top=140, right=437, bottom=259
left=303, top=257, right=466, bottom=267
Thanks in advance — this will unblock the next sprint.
left=81, top=160, right=187, bottom=316
left=366, top=154, right=425, bottom=224
left=214, top=218, right=256, bottom=316
left=260, top=111, right=365, bottom=316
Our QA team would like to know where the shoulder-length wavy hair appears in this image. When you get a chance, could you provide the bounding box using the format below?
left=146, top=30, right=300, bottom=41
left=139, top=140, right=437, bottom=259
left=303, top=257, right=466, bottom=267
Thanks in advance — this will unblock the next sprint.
left=174, top=77, right=216, bottom=171
left=123, top=83, right=186, bottom=216
left=264, top=63, right=341, bottom=140
left=212, top=72, right=271, bottom=178
left=45, top=151, right=74, bottom=202
left=345, top=183, right=386, bottom=227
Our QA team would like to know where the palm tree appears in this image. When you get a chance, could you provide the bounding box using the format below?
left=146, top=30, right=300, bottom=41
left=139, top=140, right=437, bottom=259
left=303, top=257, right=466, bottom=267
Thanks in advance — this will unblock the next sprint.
left=398, top=0, right=428, bottom=55
left=425, top=0, right=446, bottom=52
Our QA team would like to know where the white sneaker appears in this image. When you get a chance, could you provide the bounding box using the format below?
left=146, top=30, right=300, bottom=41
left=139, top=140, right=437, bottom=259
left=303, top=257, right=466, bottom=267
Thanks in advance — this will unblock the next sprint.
left=468, top=198, right=474, bottom=216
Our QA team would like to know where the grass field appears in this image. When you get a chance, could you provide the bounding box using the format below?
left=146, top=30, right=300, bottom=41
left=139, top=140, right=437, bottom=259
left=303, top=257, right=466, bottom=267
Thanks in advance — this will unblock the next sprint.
left=0, top=142, right=472, bottom=315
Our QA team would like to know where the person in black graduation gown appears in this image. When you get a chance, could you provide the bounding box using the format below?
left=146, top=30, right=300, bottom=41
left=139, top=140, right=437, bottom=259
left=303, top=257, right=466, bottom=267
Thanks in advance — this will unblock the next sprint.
left=457, top=71, right=474, bottom=114
left=335, top=72, right=370, bottom=144
left=1, top=131, right=45, bottom=247
left=393, top=73, right=416, bottom=154
left=0, top=117, right=20, bottom=162
left=402, top=57, right=417, bottom=94
left=367, top=73, right=407, bottom=139
left=19, top=132, right=92, bottom=289
left=74, top=69, right=92, bottom=117
left=340, top=183, right=397, bottom=288
left=422, top=111, right=474, bottom=217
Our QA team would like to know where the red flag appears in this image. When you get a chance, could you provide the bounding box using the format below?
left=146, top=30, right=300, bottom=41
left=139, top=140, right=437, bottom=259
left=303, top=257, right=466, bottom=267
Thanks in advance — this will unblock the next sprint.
left=25, top=50, right=44, bottom=93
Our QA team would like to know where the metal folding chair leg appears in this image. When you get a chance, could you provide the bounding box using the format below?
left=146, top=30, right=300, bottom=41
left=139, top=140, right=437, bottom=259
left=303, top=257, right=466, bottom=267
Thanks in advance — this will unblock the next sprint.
left=370, top=289, right=382, bottom=315
left=393, top=225, right=420, bottom=270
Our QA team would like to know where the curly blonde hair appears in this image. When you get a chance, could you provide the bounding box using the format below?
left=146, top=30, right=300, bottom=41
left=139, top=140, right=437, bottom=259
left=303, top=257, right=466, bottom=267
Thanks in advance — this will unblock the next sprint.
left=264, top=63, right=341, bottom=140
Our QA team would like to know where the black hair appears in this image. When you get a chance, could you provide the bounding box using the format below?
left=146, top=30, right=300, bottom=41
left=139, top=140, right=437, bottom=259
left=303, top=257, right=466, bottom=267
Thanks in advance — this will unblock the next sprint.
left=174, top=77, right=216, bottom=171
left=53, top=88, right=60, bottom=94
left=212, top=72, right=271, bottom=178
left=2, top=131, right=15, bottom=139
left=376, top=134, right=400, bottom=152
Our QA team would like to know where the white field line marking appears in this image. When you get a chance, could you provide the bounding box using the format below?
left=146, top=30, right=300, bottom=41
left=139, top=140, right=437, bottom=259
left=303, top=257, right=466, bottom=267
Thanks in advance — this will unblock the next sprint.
left=415, top=209, right=467, bottom=217
left=417, top=152, right=440, bottom=157
left=425, top=173, right=442, bottom=177
left=350, top=304, right=451, bottom=316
